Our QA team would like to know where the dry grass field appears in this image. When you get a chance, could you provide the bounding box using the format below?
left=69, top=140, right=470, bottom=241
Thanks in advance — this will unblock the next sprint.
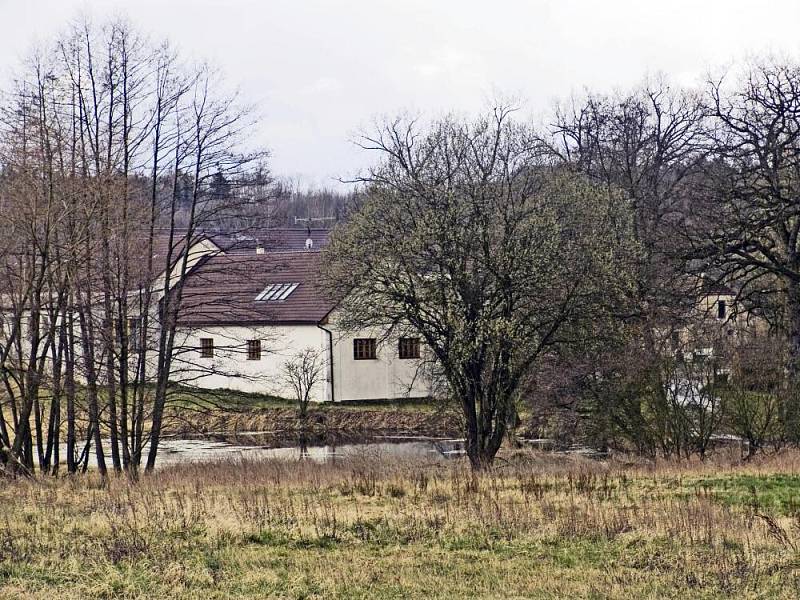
left=2, top=450, right=800, bottom=599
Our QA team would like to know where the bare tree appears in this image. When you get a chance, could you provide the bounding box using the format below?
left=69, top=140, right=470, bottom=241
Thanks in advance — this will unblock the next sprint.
left=690, top=59, right=800, bottom=438
left=283, top=347, right=325, bottom=422
left=546, top=80, right=710, bottom=450
left=725, top=336, right=785, bottom=458
left=0, top=17, right=270, bottom=476
left=323, top=108, right=637, bottom=469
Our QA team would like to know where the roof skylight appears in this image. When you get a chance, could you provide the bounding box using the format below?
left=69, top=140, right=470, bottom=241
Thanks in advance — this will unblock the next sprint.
left=255, top=282, right=299, bottom=302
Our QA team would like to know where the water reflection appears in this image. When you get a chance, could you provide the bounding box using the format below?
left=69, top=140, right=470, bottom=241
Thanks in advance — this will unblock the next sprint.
left=157, top=435, right=466, bottom=466
left=62, top=435, right=467, bottom=469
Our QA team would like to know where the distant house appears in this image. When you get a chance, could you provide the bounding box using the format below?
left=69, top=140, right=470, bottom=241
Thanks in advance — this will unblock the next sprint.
left=169, top=230, right=431, bottom=402
left=696, top=282, right=736, bottom=325
left=0, top=227, right=430, bottom=403
left=664, top=276, right=776, bottom=370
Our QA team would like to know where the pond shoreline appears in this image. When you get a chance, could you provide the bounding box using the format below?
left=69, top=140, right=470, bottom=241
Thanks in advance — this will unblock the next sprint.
left=162, top=404, right=463, bottom=441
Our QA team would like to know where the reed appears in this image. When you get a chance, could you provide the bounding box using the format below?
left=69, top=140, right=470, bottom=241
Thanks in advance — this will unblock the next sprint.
left=2, top=451, right=800, bottom=598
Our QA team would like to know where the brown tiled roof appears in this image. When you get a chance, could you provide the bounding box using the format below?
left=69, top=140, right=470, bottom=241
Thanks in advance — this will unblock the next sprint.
left=149, top=230, right=191, bottom=267
left=129, top=228, right=328, bottom=288
left=699, top=277, right=736, bottom=296
left=177, top=251, right=335, bottom=325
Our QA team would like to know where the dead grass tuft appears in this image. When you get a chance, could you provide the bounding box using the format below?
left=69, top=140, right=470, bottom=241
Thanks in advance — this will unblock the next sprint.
left=2, top=451, right=800, bottom=598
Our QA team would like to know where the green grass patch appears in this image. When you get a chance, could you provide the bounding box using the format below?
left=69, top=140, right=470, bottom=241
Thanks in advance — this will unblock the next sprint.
left=690, top=474, right=800, bottom=514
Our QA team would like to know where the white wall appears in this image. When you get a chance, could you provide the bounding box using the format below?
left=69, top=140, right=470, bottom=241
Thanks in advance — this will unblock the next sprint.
left=325, top=312, right=432, bottom=401
left=173, top=324, right=331, bottom=401
left=173, top=318, right=432, bottom=402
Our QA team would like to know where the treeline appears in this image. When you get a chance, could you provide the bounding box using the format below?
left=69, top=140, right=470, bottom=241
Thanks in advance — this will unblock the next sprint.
left=0, top=18, right=271, bottom=477
left=272, top=185, right=354, bottom=228
left=324, top=62, right=800, bottom=467
left=528, top=65, right=800, bottom=459
left=3, top=15, right=800, bottom=475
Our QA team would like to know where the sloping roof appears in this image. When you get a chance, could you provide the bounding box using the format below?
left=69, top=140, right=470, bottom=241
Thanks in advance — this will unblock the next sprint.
left=126, top=227, right=329, bottom=289
left=177, top=251, right=335, bottom=325
left=149, top=230, right=191, bottom=267
left=135, top=227, right=330, bottom=256
left=699, top=276, right=737, bottom=297
left=127, top=230, right=218, bottom=288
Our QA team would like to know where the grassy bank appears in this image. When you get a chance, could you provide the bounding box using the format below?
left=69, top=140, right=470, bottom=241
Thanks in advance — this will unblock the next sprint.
left=3, top=386, right=461, bottom=443
left=162, top=388, right=461, bottom=438
left=3, top=452, right=800, bottom=599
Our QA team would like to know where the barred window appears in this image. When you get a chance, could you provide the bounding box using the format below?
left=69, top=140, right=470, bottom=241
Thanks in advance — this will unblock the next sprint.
left=200, top=338, right=214, bottom=358
left=247, top=339, right=261, bottom=360
left=398, top=337, right=420, bottom=359
left=353, top=338, right=377, bottom=360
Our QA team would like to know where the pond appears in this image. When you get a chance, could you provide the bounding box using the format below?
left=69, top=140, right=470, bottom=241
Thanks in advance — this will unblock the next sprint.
left=159, top=434, right=467, bottom=466
left=62, top=435, right=467, bottom=468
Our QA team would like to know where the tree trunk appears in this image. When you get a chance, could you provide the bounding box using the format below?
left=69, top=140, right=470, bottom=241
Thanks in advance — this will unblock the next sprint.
left=786, top=282, right=800, bottom=443
left=461, top=386, right=508, bottom=470
left=65, top=304, right=77, bottom=474
left=78, top=306, right=108, bottom=477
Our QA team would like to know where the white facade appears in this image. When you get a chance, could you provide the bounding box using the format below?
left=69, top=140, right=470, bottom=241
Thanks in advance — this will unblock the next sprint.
left=325, top=316, right=431, bottom=402
left=173, top=323, right=331, bottom=401
left=1, top=235, right=433, bottom=403
left=173, top=318, right=432, bottom=402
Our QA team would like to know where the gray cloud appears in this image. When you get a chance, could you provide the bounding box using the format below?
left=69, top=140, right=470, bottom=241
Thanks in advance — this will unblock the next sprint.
left=1, top=0, right=798, bottom=189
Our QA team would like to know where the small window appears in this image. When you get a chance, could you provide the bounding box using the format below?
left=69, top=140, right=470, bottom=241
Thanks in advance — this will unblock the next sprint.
left=247, top=339, right=261, bottom=360
left=718, top=300, right=727, bottom=320
left=353, top=338, right=377, bottom=360
left=398, top=337, right=420, bottom=359
left=200, top=338, right=214, bottom=358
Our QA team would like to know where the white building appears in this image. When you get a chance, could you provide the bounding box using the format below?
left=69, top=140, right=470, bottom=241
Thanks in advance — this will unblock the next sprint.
left=171, top=234, right=432, bottom=402
left=0, top=228, right=432, bottom=403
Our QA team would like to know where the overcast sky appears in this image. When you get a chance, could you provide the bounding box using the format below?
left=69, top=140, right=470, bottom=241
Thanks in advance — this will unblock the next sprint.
left=1, top=1, right=799, bottom=190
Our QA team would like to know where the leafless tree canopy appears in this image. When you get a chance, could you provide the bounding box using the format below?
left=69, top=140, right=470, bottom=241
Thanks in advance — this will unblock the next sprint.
left=323, top=108, right=638, bottom=468
left=0, top=18, right=273, bottom=476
